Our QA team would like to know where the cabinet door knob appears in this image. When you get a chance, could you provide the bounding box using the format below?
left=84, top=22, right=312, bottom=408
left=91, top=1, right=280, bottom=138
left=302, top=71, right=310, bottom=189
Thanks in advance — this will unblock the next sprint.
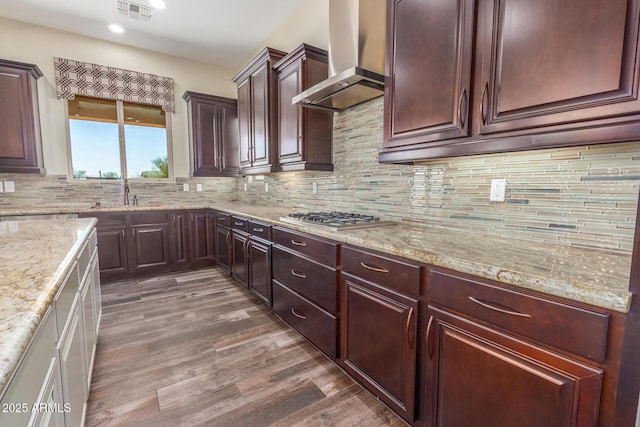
left=291, top=308, right=306, bottom=320
left=468, top=296, right=531, bottom=318
left=480, top=82, right=489, bottom=125
left=291, top=270, right=306, bottom=279
left=360, top=262, right=389, bottom=273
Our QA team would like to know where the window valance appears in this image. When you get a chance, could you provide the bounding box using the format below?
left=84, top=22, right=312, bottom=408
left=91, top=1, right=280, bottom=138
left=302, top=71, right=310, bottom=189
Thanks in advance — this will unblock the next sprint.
left=53, top=57, right=175, bottom=112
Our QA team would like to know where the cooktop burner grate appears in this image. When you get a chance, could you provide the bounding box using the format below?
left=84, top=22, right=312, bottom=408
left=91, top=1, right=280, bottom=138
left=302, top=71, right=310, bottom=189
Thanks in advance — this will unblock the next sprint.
left=280, top=211, right=396, bottom=231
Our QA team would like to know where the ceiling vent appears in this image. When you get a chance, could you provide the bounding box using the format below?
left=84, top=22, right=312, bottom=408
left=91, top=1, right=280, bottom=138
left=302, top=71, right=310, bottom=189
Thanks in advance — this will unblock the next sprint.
left=116, top=0, right=153, bottom=22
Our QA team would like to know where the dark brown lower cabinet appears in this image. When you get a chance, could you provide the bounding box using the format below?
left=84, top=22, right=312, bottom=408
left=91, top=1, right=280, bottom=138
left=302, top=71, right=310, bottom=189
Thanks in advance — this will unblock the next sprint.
left=95, top=221, right=128, bottom=278
left=340, top=273, right=418, bottom=423
left=189, top=211, right=214, bottom=269
left=169, top=211, right=190, bottom=269
left=422, top=306, right=603, bottom=427
left=247, top=222, right=272, bottom=306
left=214, top=223, right=231, bottom=274
left=231, top=230, right=249, bottom=287
left=129, top=211, right=171, bottom=275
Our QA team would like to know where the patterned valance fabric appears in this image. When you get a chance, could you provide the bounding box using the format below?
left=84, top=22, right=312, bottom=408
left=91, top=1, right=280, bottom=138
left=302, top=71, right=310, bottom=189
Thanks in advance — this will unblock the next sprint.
left=53, top=57, right=175, bottom=112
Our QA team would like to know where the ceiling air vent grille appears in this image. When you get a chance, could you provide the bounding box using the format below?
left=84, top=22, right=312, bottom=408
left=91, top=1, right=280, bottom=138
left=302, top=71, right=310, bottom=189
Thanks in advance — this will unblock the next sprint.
left=116, top=0, right=153, bottom=22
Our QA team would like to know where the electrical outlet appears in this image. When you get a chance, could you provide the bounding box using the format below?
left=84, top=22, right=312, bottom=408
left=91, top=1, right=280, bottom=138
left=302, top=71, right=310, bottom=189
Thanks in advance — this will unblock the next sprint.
left=0, top=181, right=3, bottom=192
left=312, top=182, right=318, bottom=194
left=4, top=181, right=15, bottom=193
left=183, top=183, right=189, bottom=192
left=489, top=178, right=506, bottom=202
left=244, top=183, right=247, bottom=192
left=196, top=183, right=203, bottom=192
left=265, top=182, right=269, bottom=192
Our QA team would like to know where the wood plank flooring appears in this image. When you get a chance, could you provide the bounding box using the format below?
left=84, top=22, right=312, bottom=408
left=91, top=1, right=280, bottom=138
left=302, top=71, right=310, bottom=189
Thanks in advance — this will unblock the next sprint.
left=85, top=267, right=407, bottom=426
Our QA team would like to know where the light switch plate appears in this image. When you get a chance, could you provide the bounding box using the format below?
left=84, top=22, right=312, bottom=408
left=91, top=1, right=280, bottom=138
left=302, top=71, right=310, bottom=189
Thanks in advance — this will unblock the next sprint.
left=0, top=181, right=3, bottom=192
left=4, top=181, right=15, bottom=193
left=183, top=183, right=189, bottom=192
left=196, top=183, right=203, bottom=192
left=490, top=178, right=506, bottom=202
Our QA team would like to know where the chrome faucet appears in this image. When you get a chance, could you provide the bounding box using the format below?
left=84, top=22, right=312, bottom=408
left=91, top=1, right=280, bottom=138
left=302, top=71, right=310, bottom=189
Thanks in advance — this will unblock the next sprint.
left=124, top=179, right=130, bottom=205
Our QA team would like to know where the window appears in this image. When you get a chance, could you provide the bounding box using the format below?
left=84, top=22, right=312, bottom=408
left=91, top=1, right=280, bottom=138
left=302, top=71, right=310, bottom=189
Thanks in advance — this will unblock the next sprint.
left=67, top=95, right=172, bottom=180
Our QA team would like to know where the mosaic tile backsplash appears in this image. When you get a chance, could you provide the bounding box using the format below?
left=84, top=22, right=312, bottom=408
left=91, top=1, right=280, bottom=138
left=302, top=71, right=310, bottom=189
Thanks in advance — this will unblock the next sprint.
left=1, top=98, right=639, bottom=254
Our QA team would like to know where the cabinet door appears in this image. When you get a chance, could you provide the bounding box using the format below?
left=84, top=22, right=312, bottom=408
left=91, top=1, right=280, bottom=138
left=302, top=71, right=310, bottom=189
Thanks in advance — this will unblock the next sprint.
left=251, top=64, right=270, bottom=167
left=278, top=63, right=302, bottom=163
left=189, top=211, right=213, bottom=268
left=80, top=272, right=97, bottom=389
left=96, top=227, right=128, bottom=277
left=476, top=0, right=640, bottom=136
left=219, top=102, right=239, bottom=175
left=422, top=306, right=603, bottom=427
left=340, top=273, right=418, bottom=423
left=0, top=60, right=42, bottom=173
left=170, top=212, right=190, bottom=269
left=384, top=0, right=475, bottom=148
left=192, top=100, right=220, bottom=173
left=60, top=300, right=87, bottom=427
left=90, top=253, right=102, bottom=336
left=238, top=78, right=252, bottom=168
left=215, top=225, right=231, bottom=273
left=231, top=231, right=249, bottom=288
left=249, top=238, right=271, bottom=306
left=130, top=223, right=170, bottom=271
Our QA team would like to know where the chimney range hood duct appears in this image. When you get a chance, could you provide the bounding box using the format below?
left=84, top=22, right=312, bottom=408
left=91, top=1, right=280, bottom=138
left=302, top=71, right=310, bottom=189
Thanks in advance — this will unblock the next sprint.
left=292, top=0, right=386, bottom=112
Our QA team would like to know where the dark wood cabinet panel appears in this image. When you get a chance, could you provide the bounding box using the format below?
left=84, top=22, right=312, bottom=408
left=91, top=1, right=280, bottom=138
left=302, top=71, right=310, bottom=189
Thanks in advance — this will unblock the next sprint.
left=95, top=227, right=128, bottom=277
left=215, top=224, right=231, bottom=273
left=340, top=273, right=418, bottom=423
left=271, top=226, right=339, bottom=267
left=183, top=91, right=239, bottom=177
left=232, top=47, right=287, bottom=175
left=272, top=280, right=337, bottom=358
left=422, top=306, right=603, bottom=427
left=383, top=0, right=474, bottom=148
left=130, top=223, right=170, bottom=271
left=189, top=211, right=213, bottom=268
left=380, top=0, right=640, bottom=162
left=0, top=59, right=44, bottom=174
left=248, top=237, right=271, bottom=306
left=169, top=211, right=189, bottom=269
left=231, top=230, right=249, bottom=288
left=274, top=44, right=333, bottom=171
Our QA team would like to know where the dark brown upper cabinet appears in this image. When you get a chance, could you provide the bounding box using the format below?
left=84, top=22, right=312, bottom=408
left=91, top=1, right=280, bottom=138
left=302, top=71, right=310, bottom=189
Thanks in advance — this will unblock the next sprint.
left=232, top=47, right=287, bottom=175
left=273, top=44, right=334, bottom=172
left=380, top=0, right=640, bottom=163
left=183, top=91, right=239, bottom=177
left=0, top=59, right=44, bottom=174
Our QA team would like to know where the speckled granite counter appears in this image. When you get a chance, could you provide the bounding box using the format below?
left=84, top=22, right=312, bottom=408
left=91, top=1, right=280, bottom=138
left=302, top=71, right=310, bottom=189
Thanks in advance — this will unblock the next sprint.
left=1, top=202, right=633, bottom=313
left=0, top=217, right=97, bottom=396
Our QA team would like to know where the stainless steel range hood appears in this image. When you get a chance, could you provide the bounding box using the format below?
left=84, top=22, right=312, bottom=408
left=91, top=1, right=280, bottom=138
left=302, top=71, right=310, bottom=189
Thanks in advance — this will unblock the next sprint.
left=292, top=0, right=386, bottom=112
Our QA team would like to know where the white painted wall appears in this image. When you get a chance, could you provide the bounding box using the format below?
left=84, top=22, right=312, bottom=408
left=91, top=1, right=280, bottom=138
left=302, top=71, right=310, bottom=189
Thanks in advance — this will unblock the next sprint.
left=0, top=16, right=237, bottom=177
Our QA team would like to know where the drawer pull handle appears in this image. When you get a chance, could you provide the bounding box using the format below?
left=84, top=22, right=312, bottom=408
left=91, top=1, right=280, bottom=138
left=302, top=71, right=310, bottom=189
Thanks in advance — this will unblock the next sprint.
left=253, top=227, right=264, bottom=233
left=426, top=315, right=435, bottom=359
left=468, top=296, right=532, bottom=318
left=291, top=270, right=306, bottom=279
left=406, top=307, right=415, bottom=349
left=234, top=221, right=244, bottom=226
left=291, top=240, right=307, bottom=247
left=291, top=308, right=306, bottom=320
left=360, top=262, right=389, bottom=273
left=218, top=217, right=227, bottom=221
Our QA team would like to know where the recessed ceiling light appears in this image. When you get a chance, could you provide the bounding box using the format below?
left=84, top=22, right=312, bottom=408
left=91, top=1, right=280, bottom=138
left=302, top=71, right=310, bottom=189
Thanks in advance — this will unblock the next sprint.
left=149, top=0, right=166, bottom=9
left=109, top=24, right=124, bottom=33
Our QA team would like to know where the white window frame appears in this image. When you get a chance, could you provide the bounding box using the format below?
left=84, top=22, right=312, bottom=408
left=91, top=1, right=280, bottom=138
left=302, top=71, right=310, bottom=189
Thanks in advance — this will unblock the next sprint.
left=64, top=98, right=174, bottom=181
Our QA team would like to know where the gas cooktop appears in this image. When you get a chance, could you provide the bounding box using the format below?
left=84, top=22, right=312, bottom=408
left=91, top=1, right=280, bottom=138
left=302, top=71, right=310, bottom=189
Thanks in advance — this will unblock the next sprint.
left=279, top=211, right=397, bottom=231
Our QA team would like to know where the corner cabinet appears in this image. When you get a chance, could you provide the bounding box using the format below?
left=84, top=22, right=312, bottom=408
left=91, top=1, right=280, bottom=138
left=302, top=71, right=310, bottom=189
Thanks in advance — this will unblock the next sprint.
left=0, top=59, right=44, bottom=174
left=183, top=91, right=239, bottom=177
left=420, top=268, right=607, bottom=427
left=273, top=44, right=334, bottom=171
left=232, top=47, right=287, bottom=175
left=381, top=0, right=640, bottom=162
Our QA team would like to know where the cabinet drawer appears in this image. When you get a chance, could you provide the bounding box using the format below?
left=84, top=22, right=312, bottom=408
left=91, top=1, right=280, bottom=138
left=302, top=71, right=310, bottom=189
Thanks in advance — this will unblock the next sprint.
left=272, top=226, right=339, bottom=267
left=231, top=215, right=248, bottom=232
left=54, top=262, right=80, bottom=336
left=272, top=280, right=337, bottom=358
left=130, top=211, right=168, bottom=225
left=272, top=246, right=337, bottom=314
left=343, top=245, right=422, bottom=297
left=428, top=269, right=609, bottom=363
left=248, top=220, right=271, bottom=241
left=214, top=212, right=230, bottom=227
left=90, top=212, right=126, bottom=227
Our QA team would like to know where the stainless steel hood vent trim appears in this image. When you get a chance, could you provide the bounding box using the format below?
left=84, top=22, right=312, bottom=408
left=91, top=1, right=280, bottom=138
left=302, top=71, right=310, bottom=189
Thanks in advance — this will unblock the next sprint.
left=293, top=0, right=386, bottom=112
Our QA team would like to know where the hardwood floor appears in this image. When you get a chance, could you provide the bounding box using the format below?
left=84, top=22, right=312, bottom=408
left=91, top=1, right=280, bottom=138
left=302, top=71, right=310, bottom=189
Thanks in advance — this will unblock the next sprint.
left=85, top=268, right=407, bottom=426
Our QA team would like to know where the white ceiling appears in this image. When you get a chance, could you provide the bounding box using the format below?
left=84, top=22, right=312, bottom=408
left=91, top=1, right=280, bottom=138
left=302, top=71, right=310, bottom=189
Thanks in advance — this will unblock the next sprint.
left=0, top=0, right=308, bottom=69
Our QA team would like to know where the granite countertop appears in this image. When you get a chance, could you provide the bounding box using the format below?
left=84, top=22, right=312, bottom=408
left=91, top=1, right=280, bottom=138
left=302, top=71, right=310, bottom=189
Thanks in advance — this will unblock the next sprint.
left=0, top=217, right=97, bottom=396
left=1, top=201, right=633, bottom=315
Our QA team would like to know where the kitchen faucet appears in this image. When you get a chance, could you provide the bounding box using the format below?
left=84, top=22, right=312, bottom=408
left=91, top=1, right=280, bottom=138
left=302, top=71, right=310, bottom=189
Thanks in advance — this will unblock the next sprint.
left=124, top=178, right=130, bottom=205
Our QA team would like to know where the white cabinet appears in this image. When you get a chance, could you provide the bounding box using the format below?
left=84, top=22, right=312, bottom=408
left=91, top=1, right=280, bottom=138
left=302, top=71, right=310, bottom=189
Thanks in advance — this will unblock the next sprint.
left=0, top=225, right=101, bottom=427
